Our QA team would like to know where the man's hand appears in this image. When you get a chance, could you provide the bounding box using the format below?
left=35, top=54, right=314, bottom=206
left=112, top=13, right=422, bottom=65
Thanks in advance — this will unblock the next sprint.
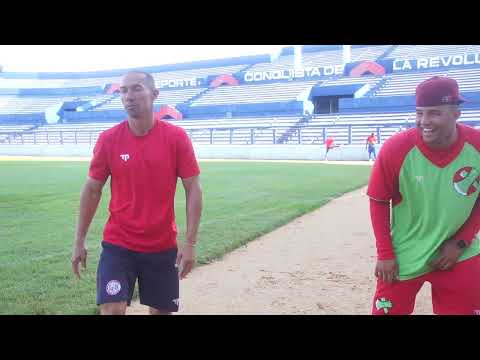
left=71, top=244, right=88, bottom=280
left=176, top=243, right=196, bottom=280
left=375, top=259, right=399, bottom=284
left=429, top=239, right=464, bottom=271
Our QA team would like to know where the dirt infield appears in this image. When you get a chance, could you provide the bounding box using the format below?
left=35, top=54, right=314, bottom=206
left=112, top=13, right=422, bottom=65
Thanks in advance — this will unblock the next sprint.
left=127, top=186, right=432, bottom=315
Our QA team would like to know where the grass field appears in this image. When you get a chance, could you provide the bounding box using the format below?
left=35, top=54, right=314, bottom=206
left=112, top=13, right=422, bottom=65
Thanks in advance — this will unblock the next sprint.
left=0, top=160, right=372, bottom=314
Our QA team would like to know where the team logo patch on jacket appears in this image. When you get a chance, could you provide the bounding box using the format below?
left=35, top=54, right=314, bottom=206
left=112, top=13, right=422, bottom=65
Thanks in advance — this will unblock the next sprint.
left=453, top=167, right=480, bottom=196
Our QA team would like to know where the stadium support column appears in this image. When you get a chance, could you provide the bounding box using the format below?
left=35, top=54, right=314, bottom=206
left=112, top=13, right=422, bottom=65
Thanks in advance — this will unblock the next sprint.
left=294, top=45, right=303, bottom=71
left=343, top=45, right=351, bottom=64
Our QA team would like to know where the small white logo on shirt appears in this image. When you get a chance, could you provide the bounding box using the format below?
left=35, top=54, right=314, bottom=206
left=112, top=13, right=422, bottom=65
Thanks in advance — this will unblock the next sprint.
left=120, top=154, right=130, bottom=162
left=415, top=175, right=424, bottom=183
left=106, top=280, right=122, bottom=296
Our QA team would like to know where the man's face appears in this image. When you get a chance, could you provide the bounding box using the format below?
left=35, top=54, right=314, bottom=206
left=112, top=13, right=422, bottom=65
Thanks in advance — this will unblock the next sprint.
left=415, top=105, right=460, bottom=148
left=120, top=73, right=158, bottom=118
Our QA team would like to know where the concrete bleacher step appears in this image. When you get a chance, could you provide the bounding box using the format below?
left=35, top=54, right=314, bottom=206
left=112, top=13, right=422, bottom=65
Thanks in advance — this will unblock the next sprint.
left=183, top=87, right=213, bottom=106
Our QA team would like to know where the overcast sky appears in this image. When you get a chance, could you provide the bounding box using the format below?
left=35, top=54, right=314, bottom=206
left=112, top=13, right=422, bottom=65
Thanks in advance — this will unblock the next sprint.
left=0, top=45, right=287, bottom=73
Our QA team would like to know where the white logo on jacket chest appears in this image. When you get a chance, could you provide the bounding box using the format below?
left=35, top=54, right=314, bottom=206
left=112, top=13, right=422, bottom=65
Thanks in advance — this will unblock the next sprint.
left=415, top=175, right=424, bottom=183
left=120, top=154, right=130, bottom=162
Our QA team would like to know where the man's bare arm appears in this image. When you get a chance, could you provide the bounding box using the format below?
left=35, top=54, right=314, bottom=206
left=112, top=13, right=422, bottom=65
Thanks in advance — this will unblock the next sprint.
left=72, top=177, right=106, bottom=279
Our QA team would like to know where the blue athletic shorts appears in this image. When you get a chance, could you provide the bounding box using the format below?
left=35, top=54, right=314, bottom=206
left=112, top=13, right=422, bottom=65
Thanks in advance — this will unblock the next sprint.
left=96, top=241, right=179, bottom=312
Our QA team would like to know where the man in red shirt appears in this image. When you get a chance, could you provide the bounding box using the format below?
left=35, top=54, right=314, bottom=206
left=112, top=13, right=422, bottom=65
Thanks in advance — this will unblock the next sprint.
left=71, top=71, right=203, bottom=315
left=365, top=132, right=377, bottom=161
left=368, top=76, right=480, bottom=315
left=324, top=136, right=339, bottom=160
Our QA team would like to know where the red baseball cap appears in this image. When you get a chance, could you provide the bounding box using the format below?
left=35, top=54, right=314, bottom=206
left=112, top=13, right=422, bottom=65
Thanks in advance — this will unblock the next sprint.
left=416, top=76, right=465, bottom=107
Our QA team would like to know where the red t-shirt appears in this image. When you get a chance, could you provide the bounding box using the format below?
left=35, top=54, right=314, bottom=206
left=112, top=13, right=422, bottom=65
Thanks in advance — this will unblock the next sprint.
left=326, top=137, right=334, bottom=148
left=367, top=135, right=376, bottom=145
left=88, top=119, right=200, bottom=253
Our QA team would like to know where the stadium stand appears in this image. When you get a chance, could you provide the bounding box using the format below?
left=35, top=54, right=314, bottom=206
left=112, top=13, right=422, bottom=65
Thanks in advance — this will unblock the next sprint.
left=385, top=45, right=480, bottom=59
left=190, top=80, right=319, bottom=106
left=247, top=46, right=391, bottom=72
left=374, top=67, right=480, bottom=97
left=0, top=95, right=79, bottom=114
left=0, top=45, right=479, bottom=156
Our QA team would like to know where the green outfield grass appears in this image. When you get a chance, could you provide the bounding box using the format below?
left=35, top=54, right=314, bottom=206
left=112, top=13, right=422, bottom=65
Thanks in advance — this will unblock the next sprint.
left=0, top=160, right=372, bottom=314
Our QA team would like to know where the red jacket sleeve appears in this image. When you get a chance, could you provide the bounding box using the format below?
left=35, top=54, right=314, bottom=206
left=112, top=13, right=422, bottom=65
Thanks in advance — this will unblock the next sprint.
left=367, top=131, right=415, bottom=260
left=454, top=126, right=480, bottom=246
left=370, top=198, right=395, bottom=260
left=367, top=140, right=398, bottom=201
left=451, top=197, right=480, bottom=246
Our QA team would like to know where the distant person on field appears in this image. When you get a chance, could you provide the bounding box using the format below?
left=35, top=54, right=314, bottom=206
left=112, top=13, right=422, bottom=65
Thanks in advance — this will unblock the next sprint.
left=365, top=132, right=377, bottom=161
left=324, top=136, right=339, bottom=160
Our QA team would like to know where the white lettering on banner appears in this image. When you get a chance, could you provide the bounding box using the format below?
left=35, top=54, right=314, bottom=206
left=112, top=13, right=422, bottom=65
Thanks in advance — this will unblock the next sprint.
left=464, top=54, right=474, bottom=65
left=440, top=56, right=452, bottom=67
left=429, top=56, right=440, bottom=68
left=295, top=69, right=305, bottom=78
left=403, top=60, right=413, bottom=70
left=394, top=52, right=480, bottom=72
left=452, top=55, right=463, bottom=66
left=310, top=67, right=321, bottom=77
left=271, top=70, right=282, bottom=80
left=475, top=53, right=480, bottom=64
left=392, top=59, right=401, bottom=71
left=417, top=58, right=428, bottom=69
left=324, top=65, right=334, bottom=76
left=243, top=65, right=345, bottom=83
left=158, top=77, right=198, bottom=88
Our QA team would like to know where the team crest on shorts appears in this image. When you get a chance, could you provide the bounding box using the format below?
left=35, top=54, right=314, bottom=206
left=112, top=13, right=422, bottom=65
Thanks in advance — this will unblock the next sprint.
left=452, top=167, right=479, bottom=197
left=106, top=280, right=122, bottom=296
left=375, top=297, right=393, bottom=314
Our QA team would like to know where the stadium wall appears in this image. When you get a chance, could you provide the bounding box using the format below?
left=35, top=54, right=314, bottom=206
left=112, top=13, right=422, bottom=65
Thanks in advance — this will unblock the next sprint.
left=0, top=113, right=44, bottom=124
left=62, top=100, right=305, bottom=122
left=179, top=101, right=304, bottom=117
left=0, top=144, right=377, bottom=161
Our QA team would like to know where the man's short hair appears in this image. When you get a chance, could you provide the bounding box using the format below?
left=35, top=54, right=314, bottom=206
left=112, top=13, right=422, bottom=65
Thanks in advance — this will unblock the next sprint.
left=124, top=70, right=156, bottom=91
